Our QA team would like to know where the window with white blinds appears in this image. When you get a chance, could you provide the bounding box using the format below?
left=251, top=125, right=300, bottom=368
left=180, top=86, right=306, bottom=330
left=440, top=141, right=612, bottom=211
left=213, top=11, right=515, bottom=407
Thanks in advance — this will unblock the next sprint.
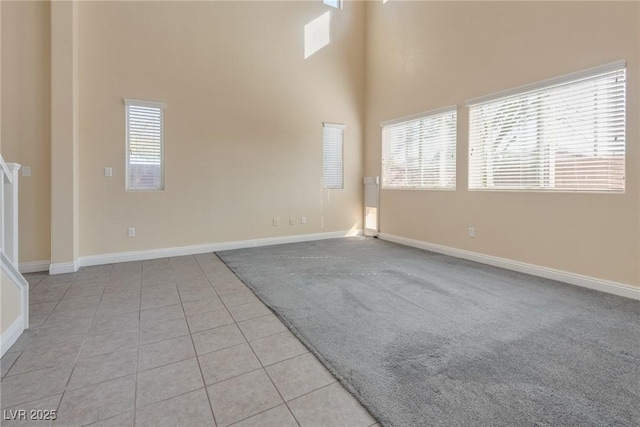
left=381, top=106, right=457, bottom=190
left=125, top=99, right=165, bottom=191
left=468, top=61, right=626, bottom=192
left=323, top=123, right=344, bottom=189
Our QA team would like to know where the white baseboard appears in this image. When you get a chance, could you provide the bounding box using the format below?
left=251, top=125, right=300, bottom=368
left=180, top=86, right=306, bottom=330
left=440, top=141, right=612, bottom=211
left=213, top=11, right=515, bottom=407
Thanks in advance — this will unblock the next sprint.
left=71, top=229, right=363, bottom=269
left=1, top=314, right=24, bottom=357
left=378, top=233, right=640, bottom=300
left=19, top=260, right=50, bottom=273
left=49, top=260, right=80, bottom=275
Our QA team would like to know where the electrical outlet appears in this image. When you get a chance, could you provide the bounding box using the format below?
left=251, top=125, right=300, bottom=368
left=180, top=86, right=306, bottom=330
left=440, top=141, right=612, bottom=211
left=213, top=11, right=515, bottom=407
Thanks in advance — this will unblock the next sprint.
left=468, top=227, right=475, bottom=238
left=301, top=216, right=307, bottom=224
left=289, top=217, right=294, bottom=225
left=22, top=166, right=32, bottom=177
left=128, top=227, right=136, bottom=237
left=273, top=218, right=279, bottom=227
left=105, top=167, right=113, bottom=177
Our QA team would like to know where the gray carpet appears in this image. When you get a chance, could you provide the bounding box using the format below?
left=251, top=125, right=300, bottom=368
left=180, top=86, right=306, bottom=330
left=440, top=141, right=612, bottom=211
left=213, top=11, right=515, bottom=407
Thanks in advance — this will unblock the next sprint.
left=217, top=237, right=640, bottom=427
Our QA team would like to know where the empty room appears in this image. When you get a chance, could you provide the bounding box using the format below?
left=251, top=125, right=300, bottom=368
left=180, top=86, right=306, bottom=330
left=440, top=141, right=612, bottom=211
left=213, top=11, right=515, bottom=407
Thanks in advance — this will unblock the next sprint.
left=1, top=0, right=638, bottom=426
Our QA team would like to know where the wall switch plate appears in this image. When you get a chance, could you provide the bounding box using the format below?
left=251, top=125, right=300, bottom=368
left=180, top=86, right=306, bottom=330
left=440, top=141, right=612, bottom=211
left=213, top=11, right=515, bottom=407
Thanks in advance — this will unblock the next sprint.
left=289, top=217, right=294, bottom=225
left=22, top=166, right=31, bottom=177
left=105, top=167, right=113, bottom=177
left=273, top=218, right=279, bottom=227
left=301, top=216, right=307, bottom=224
left=128, top=227, right=135, bottom=237
left=468, top=227, right=475, bottom=238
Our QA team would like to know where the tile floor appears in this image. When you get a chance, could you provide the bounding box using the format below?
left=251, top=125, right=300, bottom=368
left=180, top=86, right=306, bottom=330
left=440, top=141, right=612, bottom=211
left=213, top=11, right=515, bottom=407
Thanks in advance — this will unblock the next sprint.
left=1, top=254, right=378, bottom=427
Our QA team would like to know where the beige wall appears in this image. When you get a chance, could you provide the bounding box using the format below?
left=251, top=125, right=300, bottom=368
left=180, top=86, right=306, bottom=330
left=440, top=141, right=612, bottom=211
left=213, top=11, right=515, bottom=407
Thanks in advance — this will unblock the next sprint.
left=1, top=270, right=22, bottom=334
left=365, top=1, right=640, bottom=286
left=77, top=1, right=365, bottom=256
left=1, top=1, right=52, bottom=265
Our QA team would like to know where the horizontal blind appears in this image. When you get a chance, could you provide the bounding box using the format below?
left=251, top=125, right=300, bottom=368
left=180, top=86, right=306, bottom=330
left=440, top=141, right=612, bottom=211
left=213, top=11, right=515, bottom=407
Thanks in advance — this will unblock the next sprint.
left=382, top=107, right=457, bottom=189
left=469, top=66, right=625, bottom=192
left=126, top=102, right=164, bottom=191
left=323, top=124, right=344, bottom=189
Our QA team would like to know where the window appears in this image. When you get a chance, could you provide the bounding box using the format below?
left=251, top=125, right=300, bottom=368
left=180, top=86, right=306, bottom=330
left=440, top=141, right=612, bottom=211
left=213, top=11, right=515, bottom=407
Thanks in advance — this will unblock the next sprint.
left=125, top=99, right=165, bottom=191
left=323, top=123, right=344, bottom=189
left=468, top=61, right=626, bottom=192
left=381, top=106, right=457, bottom=190
left=323, top=0, right=342, bottom=9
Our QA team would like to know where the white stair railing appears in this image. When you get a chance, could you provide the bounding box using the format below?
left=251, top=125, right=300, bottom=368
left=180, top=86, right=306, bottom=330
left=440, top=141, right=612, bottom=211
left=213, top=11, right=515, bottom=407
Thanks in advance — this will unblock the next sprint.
left=1, top=154, right=29, bottom=356
left=1, top=158, right=21, bottom=264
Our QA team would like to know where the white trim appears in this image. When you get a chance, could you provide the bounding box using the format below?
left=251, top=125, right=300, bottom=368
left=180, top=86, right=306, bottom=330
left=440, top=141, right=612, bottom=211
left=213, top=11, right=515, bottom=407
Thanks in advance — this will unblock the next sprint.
left=19, top=260, right=51, bottom=273
left=322, top=122, right=345, bottom=130
left=123, top=98, right=166, bottom=109
left=378, top=233, right=640, bottom=300
left=1, top=314, right=24, bottom=357
left=380, top=105, right=457, bottom=128
left=76, top=230, right=363, bottom=269
left=49, top=260, right=80, bottom=275
left=1, top=252, right=29, bottom=340
left=465, top=60, right=626, bottom=106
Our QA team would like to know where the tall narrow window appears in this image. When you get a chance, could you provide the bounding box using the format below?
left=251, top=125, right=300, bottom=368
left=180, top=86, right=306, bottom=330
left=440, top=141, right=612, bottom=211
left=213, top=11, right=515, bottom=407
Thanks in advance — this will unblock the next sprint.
left=381, top=106, right=457, bottom=190
left=323, top=123, right=344, bottom=189
left=468, top=61, right=626, bottom=192
left=125, top=99, right=165, bottom=191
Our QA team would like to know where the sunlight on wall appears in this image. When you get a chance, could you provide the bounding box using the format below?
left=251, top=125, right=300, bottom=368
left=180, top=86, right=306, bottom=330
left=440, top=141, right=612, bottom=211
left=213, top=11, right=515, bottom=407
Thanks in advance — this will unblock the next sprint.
left=304, top=11, right=330, bottom=59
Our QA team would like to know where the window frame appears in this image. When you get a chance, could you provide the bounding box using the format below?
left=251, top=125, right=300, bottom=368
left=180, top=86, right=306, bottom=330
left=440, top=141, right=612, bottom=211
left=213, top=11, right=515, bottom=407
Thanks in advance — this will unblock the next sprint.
left=322, top=122, right=345, bottom=190
left=380, top=106, right=457, bottom=191
left=466, top=61, right=626, bottom=193
left=124, top=98, right=166, bottom=192
left=323, top=0, right=343, bottom=9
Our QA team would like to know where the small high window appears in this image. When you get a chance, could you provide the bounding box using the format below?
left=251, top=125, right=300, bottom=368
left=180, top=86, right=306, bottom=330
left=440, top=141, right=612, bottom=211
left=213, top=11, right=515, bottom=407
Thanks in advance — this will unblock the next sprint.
left=323, top=0, right=343, bottom=9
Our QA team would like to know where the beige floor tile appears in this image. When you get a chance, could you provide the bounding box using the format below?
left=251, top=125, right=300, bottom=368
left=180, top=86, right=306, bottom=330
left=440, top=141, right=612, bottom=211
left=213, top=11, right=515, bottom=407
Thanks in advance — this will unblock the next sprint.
left=249, top=331, right=308, bottom=366
left=95, top=299, right=141, bottom=316
left=1, top=351, right=21, bottom=378
left=88, top=411, right=134, bottom=427
left=237, top=314, right=287, bottom=341
left=266, top=353, right=336, bottom=401
left=192, top=324, right=246, bottom=355
left=207, top=369, right=283, bottom=427
left=135, top=388, right=214, bottom=427
left=52, top=294, right=101, bottom=312
left=138, top=335, right=195, bottom=371
left=219, top=291, right=260, bottom=308
left=229, top=404, right=298, bottom=427
left=179, top=287, right=219, bottom=303
left=6, top=343, right=82, bottom=377
left=68, top=348, right=137, bottom=390
left=89, top=310, right=139, bottom=336
left=139, top=316, right=190, bottom=345
left=187, top=308, right=235, bottom=333
left=182, top=296, right=224, bottom=316
left=288, top=383, right=375, bottom=427
left=136, top=358, right=204, bottom=407
left=199, top=343, right=262, bottom=385
left=0, top=394, right=62, bottom=427
left=228, top=302, right=271, bottom=322
left=25, top=324, right=89, bottom=351
left=140, top=303, right=184, bottom=326
left=42, top=307, right=97, bottom=329
left=28, top=301, right=58, bottom=317
left=54, top=375, right=135, bottom=426
left=213, top=281, right=249, bottom=296
left=80, top=329, right=139, bottom=359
